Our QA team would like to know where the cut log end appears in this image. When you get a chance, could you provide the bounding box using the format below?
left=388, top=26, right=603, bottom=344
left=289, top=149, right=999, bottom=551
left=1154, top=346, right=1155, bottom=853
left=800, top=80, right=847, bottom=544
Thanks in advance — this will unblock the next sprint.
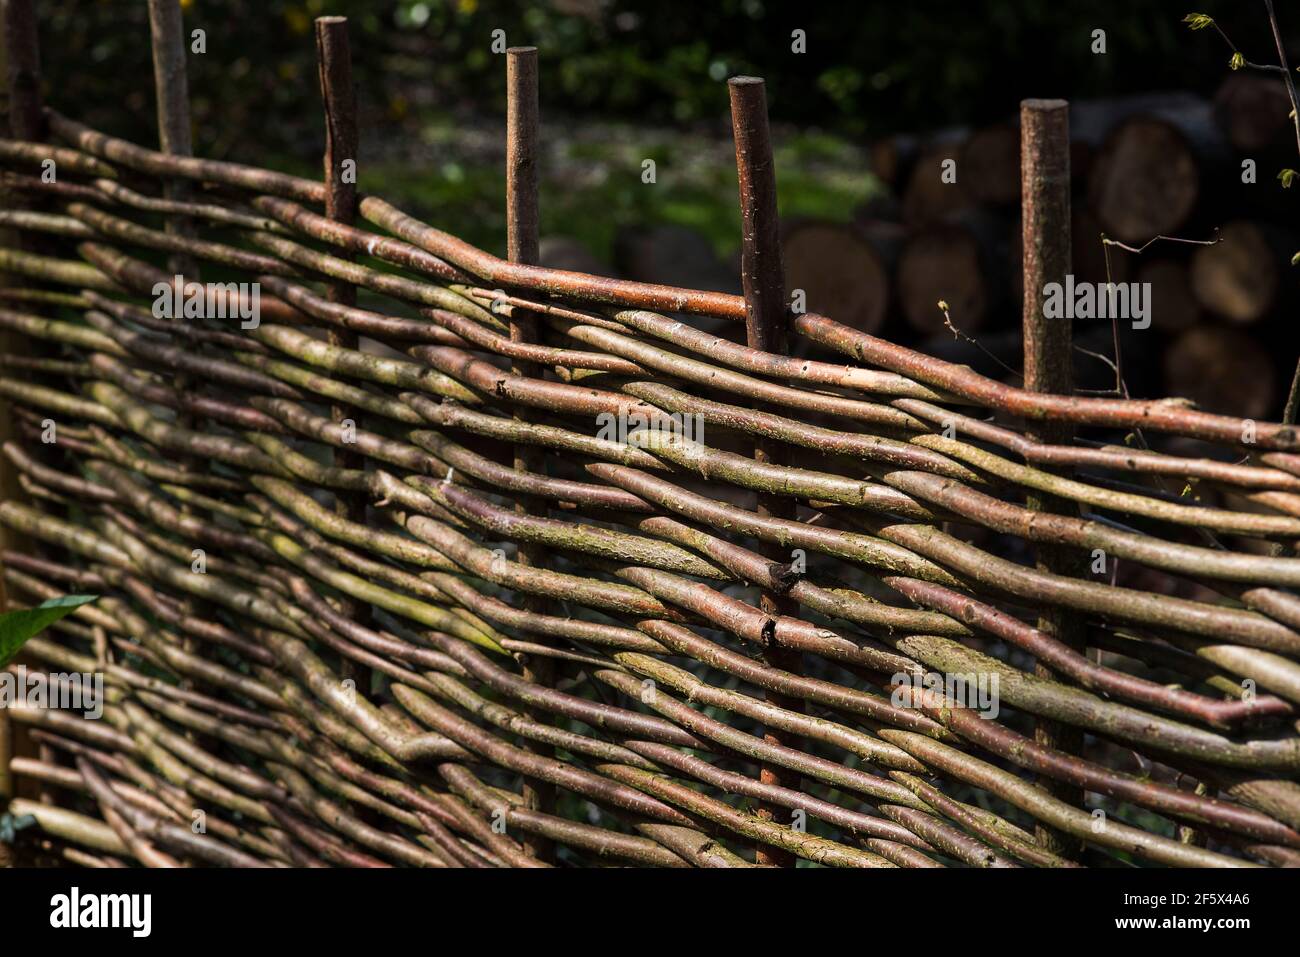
left=1138, top=258, right=1201, bottom=335
left=1088, top=117, right=1200, bottom=245
left=1214, top=74, right=1293, bottom=152
left=902, top=144, right=973, bottom=226
left=783, top=221, right=889, bottom=335
left=1190, top=221, right=1280, bottom=325
left=1164, top=325, right=1276, bottom=420
left=898, top=223, right=988, bottom=335
left=960, top=124, right=1021, bottom=206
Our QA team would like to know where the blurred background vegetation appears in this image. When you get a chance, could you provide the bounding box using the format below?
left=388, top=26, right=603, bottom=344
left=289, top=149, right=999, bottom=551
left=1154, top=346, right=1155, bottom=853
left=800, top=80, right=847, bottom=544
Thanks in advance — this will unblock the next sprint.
left=27, top=0, right=1295, bottom=260
left=41, top=1, right=1280, bottom=147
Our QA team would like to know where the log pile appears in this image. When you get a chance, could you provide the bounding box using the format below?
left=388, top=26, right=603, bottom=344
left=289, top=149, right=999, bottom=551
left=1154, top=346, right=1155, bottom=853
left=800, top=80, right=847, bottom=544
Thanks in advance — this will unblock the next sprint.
left=849, top=84, right=1298, bottom=411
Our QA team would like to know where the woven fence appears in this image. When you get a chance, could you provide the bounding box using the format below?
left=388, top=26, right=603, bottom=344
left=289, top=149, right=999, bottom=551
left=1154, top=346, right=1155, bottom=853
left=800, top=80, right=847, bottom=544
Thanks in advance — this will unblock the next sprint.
left=3, top=11, right=1300, bottom=870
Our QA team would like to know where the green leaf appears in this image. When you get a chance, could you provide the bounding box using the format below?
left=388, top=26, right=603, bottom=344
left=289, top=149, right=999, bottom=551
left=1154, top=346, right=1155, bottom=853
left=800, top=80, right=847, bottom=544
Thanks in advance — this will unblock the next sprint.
left=1182, top=13, right=1214, bottom=30
left=1280, top=169, right=1297, bottom=189
left=0, top=813, right=37, bottom=845
left=1292, top=250, right=1300, bottom=266
left=1230, top=52, right=1245, bottom=71
left=0, top=595, right=98, bottom=667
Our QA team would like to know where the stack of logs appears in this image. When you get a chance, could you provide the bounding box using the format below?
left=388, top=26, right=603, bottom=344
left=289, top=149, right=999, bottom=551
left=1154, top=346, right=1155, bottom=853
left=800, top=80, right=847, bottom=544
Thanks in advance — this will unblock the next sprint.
left=785, top=77, right=1297, bottom=420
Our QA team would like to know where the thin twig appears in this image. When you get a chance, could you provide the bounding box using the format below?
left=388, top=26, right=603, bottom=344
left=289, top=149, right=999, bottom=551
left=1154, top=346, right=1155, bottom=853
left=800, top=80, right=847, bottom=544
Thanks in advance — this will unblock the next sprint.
left=1263, top=0, right=1300, bottom=160
left=1097, top=229, right=1221, bottom=397
left=937, top=299, right=1023, bottom=382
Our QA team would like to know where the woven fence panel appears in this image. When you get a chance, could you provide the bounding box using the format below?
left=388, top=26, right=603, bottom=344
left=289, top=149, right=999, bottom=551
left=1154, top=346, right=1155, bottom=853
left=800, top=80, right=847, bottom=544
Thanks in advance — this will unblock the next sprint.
left=2, top=103, right=1300, bottom=869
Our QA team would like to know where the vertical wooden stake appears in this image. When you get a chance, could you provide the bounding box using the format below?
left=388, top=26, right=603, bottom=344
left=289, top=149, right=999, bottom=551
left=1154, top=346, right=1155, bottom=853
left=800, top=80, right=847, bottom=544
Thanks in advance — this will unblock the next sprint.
left=146, top=2, right=197, bottom=417
left=0, top=568, right=11, bottom=864
left=147, top=0, right=197, bottom=277
left=315, top=15, right=362, bottom=478
left=730, top=75, right=802, bottom=867
left=146, top=1, right=197, bottom=406
left=3, top=0, right=42, bottom=141
left=147, top=0, right=202, bottom=679
left=505, top=45, right=554, bottom=861
left=316, top=16, right=360, bottom=287
left=1, top=1, right=44, bottom=860
left=315, top=18, right=362, bottom=507
left=314, top=16, right=372, bottom=694
left=1021, top=97, right=1085, bottom=857
left=506, top=47, right=541, bottom=277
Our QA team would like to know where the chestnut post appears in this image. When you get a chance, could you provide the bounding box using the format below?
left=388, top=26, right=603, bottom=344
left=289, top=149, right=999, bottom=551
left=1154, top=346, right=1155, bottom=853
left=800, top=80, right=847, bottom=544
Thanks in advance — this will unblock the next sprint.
left=314, top=16, right=374, bottom=697
left=1021, top=97, right=1084, bottom=857
left=506, top=45, right=555, bottom=861
left=2, top=0, right=41, bottom=140
left=314, top=17, right=363, bottom=515
left=1, top=0, right=45, bottom=855
left=730, top=75, right=803, bottom=867
left=0, top=568, right=10, bottom=863
left=147, top=0, right=197, bottom=277
left=146, top=2, right=198, bottom=427
left=147, top=1, right=205, bottom=678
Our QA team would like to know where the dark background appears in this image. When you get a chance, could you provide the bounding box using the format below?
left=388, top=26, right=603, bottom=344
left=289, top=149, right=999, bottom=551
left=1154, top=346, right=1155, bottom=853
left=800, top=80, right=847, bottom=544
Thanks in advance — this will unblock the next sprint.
left=34, top=0, right=1293, bottom=155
